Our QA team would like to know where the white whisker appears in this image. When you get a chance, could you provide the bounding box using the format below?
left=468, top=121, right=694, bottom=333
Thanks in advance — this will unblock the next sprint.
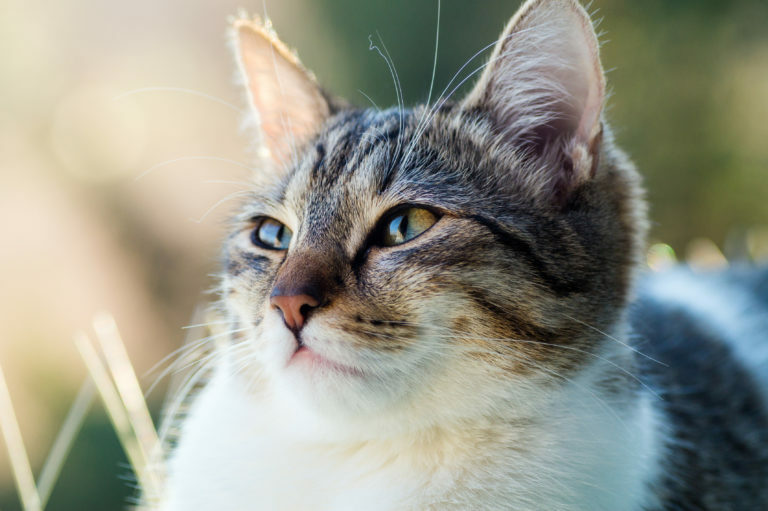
left=190, top=190, right=253, bottom=224
left=561, top=313, right=668, bottom=367
left=368, top=33, right=405, bottom=171
left=113, top=87, right=243, bottom=113
left=145, top=327, right=248, bottom=398
left=425, top=0, right=441, bottom=109
left=181, top=319, right=233, bottom=330
left=135, top=156, right=255, bottom=181
left=358, top=90, right=382, bottom=111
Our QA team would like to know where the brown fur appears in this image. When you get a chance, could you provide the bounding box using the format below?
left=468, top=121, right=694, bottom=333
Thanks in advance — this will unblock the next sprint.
left=155, top=3, right=768, bottom=510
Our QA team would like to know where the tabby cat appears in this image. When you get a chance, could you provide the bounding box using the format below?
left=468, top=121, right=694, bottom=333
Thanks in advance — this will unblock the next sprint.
left=148, top=0, right=768, bottom=509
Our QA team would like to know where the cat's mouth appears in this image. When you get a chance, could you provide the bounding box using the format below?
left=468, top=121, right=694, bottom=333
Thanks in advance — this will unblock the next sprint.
left=288, top=341, right=365, bottom=377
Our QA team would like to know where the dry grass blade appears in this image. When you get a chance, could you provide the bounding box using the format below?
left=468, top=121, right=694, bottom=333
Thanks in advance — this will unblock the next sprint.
left=36, top=378, right=96, bottom=508
left=92, top=313, right=162, bottom=484
left=74, top=331, right=157, bottom=497
left=0, top=361, right=42, bottom=511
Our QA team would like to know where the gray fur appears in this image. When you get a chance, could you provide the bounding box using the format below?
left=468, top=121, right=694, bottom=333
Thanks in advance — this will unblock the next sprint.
left=161, top=1, right=768, bottom=509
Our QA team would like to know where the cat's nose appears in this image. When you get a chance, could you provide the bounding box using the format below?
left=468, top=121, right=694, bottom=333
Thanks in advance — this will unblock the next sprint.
left=269, top=249, right=338, bottom=333
left=270, top=292, right=320, bottom=332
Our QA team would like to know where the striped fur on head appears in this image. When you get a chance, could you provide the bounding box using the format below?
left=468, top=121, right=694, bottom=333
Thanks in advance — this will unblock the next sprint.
left=222, top=0, right=647, bottom=423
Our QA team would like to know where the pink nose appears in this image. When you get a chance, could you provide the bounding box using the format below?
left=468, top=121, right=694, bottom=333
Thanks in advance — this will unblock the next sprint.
left=270, top=294, right=319, bottom=332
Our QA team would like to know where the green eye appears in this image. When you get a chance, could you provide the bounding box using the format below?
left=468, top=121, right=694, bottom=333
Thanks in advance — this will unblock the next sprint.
left=251, top=218, right=292, bottom=250
left=380, top=207, right=439, bottom=247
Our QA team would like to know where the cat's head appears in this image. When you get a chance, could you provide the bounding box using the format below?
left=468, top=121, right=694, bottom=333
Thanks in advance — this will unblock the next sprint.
left=221, top=0, right=646, bottom=429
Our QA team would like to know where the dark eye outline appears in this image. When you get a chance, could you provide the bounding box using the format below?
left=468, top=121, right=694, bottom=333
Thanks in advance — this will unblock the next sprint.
left=372, top=205, right=441, bottom=248
left=250, top=217, right=293, bottom=250
left=349, top=204, right=444, bottom=270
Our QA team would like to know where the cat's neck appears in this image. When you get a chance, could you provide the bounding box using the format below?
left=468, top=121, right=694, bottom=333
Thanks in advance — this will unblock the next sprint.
left=161, top=338, right=661, bottom=510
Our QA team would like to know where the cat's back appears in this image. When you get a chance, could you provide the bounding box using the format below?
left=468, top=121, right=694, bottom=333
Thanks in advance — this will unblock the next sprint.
left=631, top=265, right=768, bottom=509
left=635, top=265, right=768, bottom=393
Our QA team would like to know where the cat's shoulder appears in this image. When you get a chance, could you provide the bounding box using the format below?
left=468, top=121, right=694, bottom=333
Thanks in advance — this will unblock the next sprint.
left=632, top=264, right=768, bottom=390
left=629, top=265, right=768, bottom=508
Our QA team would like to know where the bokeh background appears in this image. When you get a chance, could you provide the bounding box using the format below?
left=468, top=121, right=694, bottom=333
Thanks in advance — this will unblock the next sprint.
left=1, top=0, right=767, bottom=509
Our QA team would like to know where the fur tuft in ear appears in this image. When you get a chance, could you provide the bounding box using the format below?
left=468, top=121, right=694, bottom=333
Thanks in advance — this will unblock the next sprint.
left=232, top=16, right=330, bottom=171
left=462, top=0, right=605, bottom=201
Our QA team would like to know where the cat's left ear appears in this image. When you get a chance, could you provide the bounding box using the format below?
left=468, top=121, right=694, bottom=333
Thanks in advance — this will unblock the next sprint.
left=462, top=0, right=605, bottom=200
left=232, top=18, right=330, bottom=170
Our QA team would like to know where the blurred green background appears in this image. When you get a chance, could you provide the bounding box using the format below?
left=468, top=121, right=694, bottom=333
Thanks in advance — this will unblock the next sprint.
left=1, top=0, right=767, bottom=509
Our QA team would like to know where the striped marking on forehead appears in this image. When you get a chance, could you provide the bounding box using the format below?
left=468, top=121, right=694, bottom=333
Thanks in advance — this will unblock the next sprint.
left=303, top=108, right=411, bottom=194
left=268, top=107, right=416, bottom=251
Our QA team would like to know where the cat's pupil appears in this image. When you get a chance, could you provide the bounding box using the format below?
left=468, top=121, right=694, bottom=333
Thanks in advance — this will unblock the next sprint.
left=380, top=208, right=438, bottom=247
left=392, top=215, right=408, bottom=241
left=253, top=218, right=292, bottom=250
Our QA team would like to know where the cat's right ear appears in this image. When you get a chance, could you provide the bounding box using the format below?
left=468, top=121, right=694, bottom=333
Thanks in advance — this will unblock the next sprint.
left=461, top=0, right=605, bottom=203
left=232, top=18, right=330, bottom=170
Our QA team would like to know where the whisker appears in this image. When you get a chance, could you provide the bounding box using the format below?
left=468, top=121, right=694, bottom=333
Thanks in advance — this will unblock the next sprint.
left=160, top=341, right=253, bottom=420
left=113, top=86, right=243, bottom=113
left=135, top=156, right=255, bottom=181
left=156, top=334, right=253, bottom=443
left=425, top=0, right=442, bottom=109
left=358, top=90, right=382, bottom=111
left=201, top=179, right=255, bottom=188
left=456, top=335, right=659, bottom=401
left=561, top=313, right=668, bottom=367
left=490, top=348, right=630, bottom=432
left=402, top=46, right=514, bottom=168
left=143, top=341, right=211, bottom=399
left=168, top=346, right=232, bottom=379
left=410, top=0, right=442, bottom=148
left=190, top=190, right=253, bottom=224
left=147, top=324, right=238, bottom=372
left=401, top=32, right=505, bottom=166
left=368, top=33, right=405, bottom=171
left=403, top=27, right=549, bottom=168
left=143, top=336, right=211, bottom=380
left=157, top=362, right=215, bottom=445
left=349, top=318, right=658, bottom=399
left=181, top=319, right=233, bottom=330
left=145, top=327, right=249, bottom=398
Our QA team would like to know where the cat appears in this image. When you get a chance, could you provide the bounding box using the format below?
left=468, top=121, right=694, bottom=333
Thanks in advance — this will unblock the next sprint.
left=145, top=0, right=768, bottom=509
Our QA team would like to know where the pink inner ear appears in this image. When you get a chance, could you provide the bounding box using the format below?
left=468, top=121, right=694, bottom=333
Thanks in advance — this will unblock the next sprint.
left=570, top=16, right=605, bottom=150
left=458, top=0, right=607, bottom=201
left=576, top=79, right=602, bottom=147
left=462, top=0, right=605, bottom=149
left=235, top=21, right=330, bottom=168
left=256, top=68, right=327, bottom=163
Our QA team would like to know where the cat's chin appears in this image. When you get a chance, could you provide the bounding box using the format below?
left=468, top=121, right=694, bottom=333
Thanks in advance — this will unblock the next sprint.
left=252, top=312, right=414, bottom=418
left=274, top=346, right=409, bottom=420
left=288, top=344, right=366, bottom=378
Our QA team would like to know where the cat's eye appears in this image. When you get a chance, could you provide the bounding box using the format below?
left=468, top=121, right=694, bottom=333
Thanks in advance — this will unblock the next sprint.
left=251, top=217, right=292, bottom=250
left=379, top=207, right=439, bottom=247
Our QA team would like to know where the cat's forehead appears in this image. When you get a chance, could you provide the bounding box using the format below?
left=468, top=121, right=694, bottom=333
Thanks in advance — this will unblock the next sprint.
left=280, top=107, right=424, bottom=214
left=248, top=102, right=528, bottom=242
left=281, top=104, right=508, bottom=207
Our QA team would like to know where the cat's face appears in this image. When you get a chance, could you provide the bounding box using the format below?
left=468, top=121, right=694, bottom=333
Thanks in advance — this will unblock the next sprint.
left=221, top=0, right=646, bottom=426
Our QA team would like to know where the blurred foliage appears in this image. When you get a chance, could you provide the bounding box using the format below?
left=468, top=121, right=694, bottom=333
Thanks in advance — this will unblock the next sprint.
left=0, top=413, right=132, bottom=511
left=1, top=0, right=767, bottom=510
left=43, top=413, right=134, bottom=511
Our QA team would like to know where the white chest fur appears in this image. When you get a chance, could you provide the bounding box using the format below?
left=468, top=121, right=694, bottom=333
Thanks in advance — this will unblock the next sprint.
left=157, top=356, right=660, bottom=511
left=161, top=369, right=429, bottom=510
